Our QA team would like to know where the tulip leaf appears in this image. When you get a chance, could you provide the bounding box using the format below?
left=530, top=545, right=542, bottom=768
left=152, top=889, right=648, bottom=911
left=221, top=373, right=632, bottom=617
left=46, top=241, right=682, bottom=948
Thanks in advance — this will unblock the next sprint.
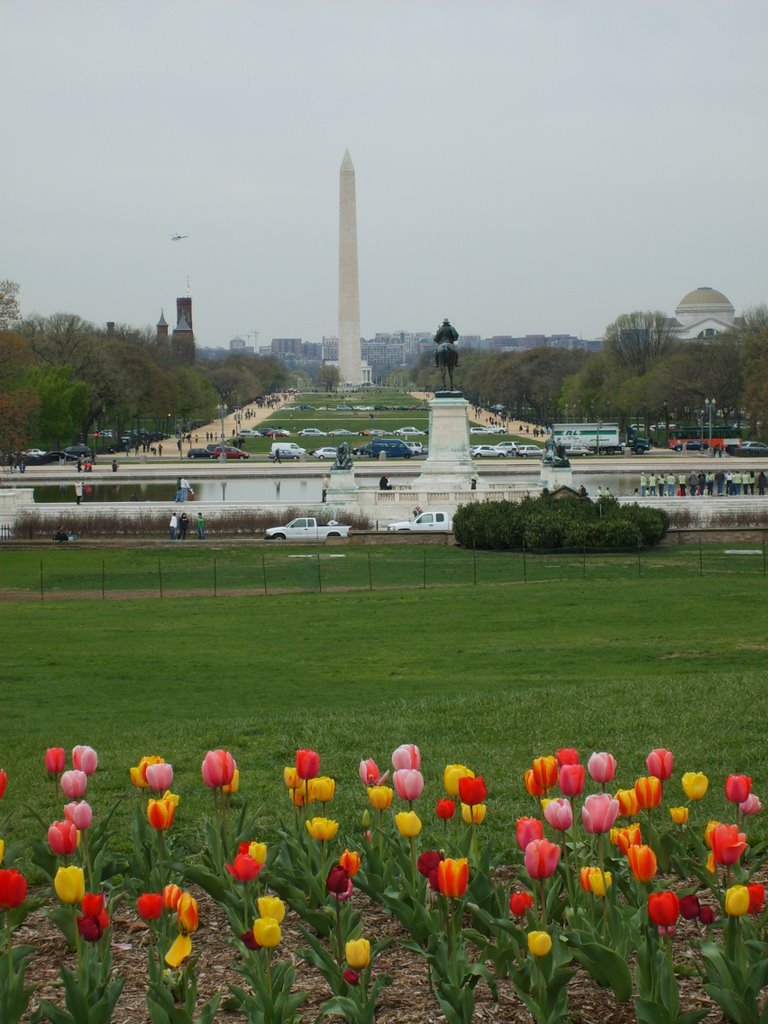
left=568, top=940, right=632, bottom=1000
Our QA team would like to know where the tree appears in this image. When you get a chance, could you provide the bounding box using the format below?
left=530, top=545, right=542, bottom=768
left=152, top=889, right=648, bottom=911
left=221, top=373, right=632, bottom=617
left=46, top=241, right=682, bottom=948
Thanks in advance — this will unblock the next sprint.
left=735, top=306, right=768, bottom=438
left=603, top=312, right=676, bottom=377
left=26, top=366, right=89, bottom=446
left=0, top=280, right=21, bottom=330
left=317, top=364, right=340, bottom=392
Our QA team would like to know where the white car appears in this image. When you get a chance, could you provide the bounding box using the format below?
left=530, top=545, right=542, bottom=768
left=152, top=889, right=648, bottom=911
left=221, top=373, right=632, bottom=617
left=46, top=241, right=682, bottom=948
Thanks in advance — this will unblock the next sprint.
left=298, top=428, right=327, bottom=436
left=238, top=428, right=258, bottom=436
left=470, top=426, right=495, bottom=435
left=311, top=446, right=340, bottom=460
left=495, top=441, right=518, bottom=455
left=562, top=444, right=592, bottom=457
left=516, top=444, right=544, bottom=457
left=394, top=427, right=426, bottom=436
left=471, top=444, right=506, bottom=458
left=328, top=429, right=356, bottom=436
left=387, top=511, right=453, bottom=532
left=405, top=441, right=427, bottom=455
left=22, top=448, right=48, bottom=458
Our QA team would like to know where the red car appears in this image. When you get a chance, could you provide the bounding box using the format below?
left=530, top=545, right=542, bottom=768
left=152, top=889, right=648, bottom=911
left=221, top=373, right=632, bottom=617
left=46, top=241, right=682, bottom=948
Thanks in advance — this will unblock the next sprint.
left=211, top=446, right=250, bottom=460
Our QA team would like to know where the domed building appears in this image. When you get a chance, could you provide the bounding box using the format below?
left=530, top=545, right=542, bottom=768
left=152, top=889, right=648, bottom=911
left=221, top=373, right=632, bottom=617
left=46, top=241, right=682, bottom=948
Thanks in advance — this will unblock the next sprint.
left=671, top=286, right=737, bottom=339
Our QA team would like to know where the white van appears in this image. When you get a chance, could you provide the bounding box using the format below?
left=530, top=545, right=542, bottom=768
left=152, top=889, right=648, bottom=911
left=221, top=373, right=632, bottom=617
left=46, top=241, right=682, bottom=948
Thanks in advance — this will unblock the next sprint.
left=269, top=442, right=306, bottom=461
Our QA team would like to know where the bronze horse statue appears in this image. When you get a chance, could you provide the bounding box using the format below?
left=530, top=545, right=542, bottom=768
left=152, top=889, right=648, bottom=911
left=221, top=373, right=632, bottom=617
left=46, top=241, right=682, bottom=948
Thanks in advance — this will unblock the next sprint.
left=434, top=319, right=459, bottom=390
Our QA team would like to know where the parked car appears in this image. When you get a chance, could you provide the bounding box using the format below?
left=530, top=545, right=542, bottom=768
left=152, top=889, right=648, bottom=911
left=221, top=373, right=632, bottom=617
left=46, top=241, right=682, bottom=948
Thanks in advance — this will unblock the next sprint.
left=210, top=446, right=250, bottom=460
left=298, top=428, right=327, bottom=436
left=516, top=444, right=544, bottom=457
left=264, top=428, right=291, bottom=437
left=729, top=441, right=768, bottom=457
left=387, top=511, right=453, bottom=532
left=238, top=428, right=258, bottom=436
left=494, top=441, right=518, bottom=455
left=187, top=448, right=214, bottom=459
left=561, top=444, right=592, bottom=457
left=471, top=444, right=506, bottom=458
left=310, top=446, right=340, bottom=460
left=63, top=444, right=93, bottom=460
left=328, top=429, right=356, bottom=436
left=24, top=451, right=65, bottom=465
left=394, top=426, right=426, bottom=436
left=356, top=439, right=413, bottom=458
left=22, top=448, right=48, bottom=458
left=404, top=442, right=427, bottom=455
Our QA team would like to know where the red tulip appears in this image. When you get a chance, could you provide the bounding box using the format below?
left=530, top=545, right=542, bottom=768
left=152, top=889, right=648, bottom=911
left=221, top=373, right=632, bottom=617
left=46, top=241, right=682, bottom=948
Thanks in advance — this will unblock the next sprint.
left=225, top=853, right=263, bottom=883
left=524, top=838, right=560, bottom=879
left=45, top=748, right=66, bottom=776
left=509, top=890, right=534, bottom=917
left=417, top=850, right=444, bottom=878
left=137, top=893, right=164, bottom=921
left=582, top=793, right=620, bottom=834
left=359, top=758, right=387, bottom=785
left=326, top=865, right=353, bottom=900
left=0, top=769, right=6, bottom=799
left=63, top=801, right=93, bottom=831
left=699, top=905, right=716, bottom=925
left=295, top=748, right=320, bottom=781
left=645, top=748, right=674, bottom=781
left=587, top=752, right=617, bottom=784
left=710, top=824, right=747, bottom=866
left=0, top=869, right=27, bottom=908
left=556, top=748, right=580, bottom=766
left=72, top=745, right=98, bottom=776
left=201, top=749, right=236, bottom=788
left=436, top=798, right=455, bottom=820
left=458, top=774, right=486, bottom=806
left=77, top=893, right=109, bottom=941
left=679, top=895, right=701, bottom=920
left=343, top=968, right=359, bottom=986
left=648, top=890, right=679, bottom=929
left=725, top=774, right=751, bottom=804
left=558, top=763, right=585, bottom=797
left=60, top=770, right=88, bottom=800
left=747, top=883, right=764, bottom=915
left=48, top=820, right=78, bottom=856
left=391, top=744, right=421, bottom=771
left=515, top=816, right=543, bottom=850
left=393, top=769, right=424, bottom=801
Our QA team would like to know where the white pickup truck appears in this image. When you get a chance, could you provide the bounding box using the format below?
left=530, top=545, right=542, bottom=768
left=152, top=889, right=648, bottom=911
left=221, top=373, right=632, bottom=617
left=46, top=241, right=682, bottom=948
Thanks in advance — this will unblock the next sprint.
left=264, top=517, right=351, bottom=541
left=387, top=511, right=453, bottom=532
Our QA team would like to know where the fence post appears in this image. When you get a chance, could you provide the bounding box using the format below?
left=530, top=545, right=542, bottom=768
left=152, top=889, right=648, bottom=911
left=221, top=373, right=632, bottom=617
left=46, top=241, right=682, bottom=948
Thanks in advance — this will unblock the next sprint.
left=367, top=550, right=373, bottom=591
left=102, top=559, right=105, bottom=599
left=582, top=536, right=586, bottom=578
left=40, top=559, right=44, bottom=601
left=213, top=557, right=218, bottom=597
left=158, top=558, right=163, bottom=598
left=261, top=552, right=268, bottom=596
left=317, top=552, right=322, bottom=593
left=637, top=545, right=641, bottom=578
left=522, top=542, right=527, bottom=583
left=422, top=548, right=427, bottom=589
left=763, top=535, right=766, bottom=576
left=699, top=538, right=703, bottom=576
left=473, top=542, right=477, bottom=586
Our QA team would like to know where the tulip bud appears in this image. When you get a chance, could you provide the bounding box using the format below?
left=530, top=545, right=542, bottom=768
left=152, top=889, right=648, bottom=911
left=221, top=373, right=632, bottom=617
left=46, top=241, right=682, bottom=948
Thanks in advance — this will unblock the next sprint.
left=724, top=885, right=750, bottom=917
left=345, top=937, right=371, bottom=969
left=527, top=930, right=552, bottom=957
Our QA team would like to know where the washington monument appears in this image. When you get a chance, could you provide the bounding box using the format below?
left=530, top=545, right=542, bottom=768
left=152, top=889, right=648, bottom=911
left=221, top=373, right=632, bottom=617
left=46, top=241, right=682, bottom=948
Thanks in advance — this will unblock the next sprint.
left=338, top=149, right=363, bottom=385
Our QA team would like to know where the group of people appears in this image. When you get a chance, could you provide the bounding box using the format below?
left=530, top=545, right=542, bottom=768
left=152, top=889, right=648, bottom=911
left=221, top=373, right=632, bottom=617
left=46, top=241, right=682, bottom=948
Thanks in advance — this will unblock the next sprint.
left=168, top=511, right=206, bottom=540
left=640, top=469, right=768, bottom=497
left=7, top=454, right=26, bottom=473
left=173, top=477, right=194, bottom=502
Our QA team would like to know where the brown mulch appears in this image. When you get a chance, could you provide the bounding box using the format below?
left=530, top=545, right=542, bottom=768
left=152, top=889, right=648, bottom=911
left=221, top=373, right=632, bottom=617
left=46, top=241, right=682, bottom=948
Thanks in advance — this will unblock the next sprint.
left=17, top=884, right=730, bottom=1024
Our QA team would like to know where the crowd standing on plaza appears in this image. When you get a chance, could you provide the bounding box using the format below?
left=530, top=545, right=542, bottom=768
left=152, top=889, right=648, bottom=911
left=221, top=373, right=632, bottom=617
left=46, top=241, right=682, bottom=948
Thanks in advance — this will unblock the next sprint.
left=639, top=469, right=767, bottom=497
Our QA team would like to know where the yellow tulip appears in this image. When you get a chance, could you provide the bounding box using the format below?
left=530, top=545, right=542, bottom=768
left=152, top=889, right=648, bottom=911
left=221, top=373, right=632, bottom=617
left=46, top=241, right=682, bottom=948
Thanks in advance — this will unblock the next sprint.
left=252, top=917, right=281, bottom=948
left=395, top=811, right=422, bottom=838
left=0, top=838, right=4, bottom=864
left=247, top=842, right=267, bottom=865
left=704, top=820, right=721, bottom=849
left=305, top=817, right=339, bottom=841
left=681, top=772, right=709, bottom=801
left=165, top=932, right=192, bottom=967
left=345, top=938, right=371, bottom=969
left=669, top=806, right=689, bottom=825
left=308, top=776, right=335, bottom=803
left=177, top=892, right=199, bottom=935
left=258, top=896, right=286, bottom=923
left=725, top=885, right=749, bottom=917
left=290, top=788, right=306, bottom=807
left=130, top=755, right=164, bottom=789
left=588, top=868, right=612, bottom=897
left=223, top=768, right=240, bottom=794
left=54, top=865, right=85, bottom=905
left=527, top=930, right=553, bottom=957
left=367, top=785, right=393, bottom=810
left=443, top=764, right=474, bottom=798
left=615, top=788, right=640, bottom=817
left=461, top=802, right=487, bottom=825
left=283, top=766, right=300, bottom=789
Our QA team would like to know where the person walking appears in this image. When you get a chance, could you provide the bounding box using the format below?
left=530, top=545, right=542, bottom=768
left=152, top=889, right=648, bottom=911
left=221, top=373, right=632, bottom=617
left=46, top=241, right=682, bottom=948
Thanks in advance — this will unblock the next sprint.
left=169, top=511, right=178, bottom=540
left=757, top=470, right=767, bottom=496
left=321, top=475, right=329, bottom=503
left=196, top=512, right=206, bottom=540
left=74, top=479, right=84, bottom=505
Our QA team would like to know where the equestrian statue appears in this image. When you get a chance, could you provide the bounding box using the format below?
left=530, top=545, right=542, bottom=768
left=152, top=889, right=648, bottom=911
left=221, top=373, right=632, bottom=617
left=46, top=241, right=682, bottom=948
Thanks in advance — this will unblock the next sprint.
left=434, top=319, right=459, bottom=391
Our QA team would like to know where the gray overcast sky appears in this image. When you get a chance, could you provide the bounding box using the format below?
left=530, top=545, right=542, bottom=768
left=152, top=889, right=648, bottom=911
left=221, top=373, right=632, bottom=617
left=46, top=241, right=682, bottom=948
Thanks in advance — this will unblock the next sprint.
left=3, top=1, right=766, bottom=348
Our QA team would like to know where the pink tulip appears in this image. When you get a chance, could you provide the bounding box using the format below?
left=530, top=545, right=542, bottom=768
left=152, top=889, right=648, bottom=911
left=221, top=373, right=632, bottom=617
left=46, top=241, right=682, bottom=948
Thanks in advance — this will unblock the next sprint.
left=582, top=792, right=620, bottom=834
left=45, top=747, right=66, bottom=776
left=63, top=800, right=93, bottom=830
left=145, top=763, right=174, bottom=792
left=48, top=819, right=78, bottom=855
left=740, top=794, right=762, bottom=816
left=393, top=769, right=424, bottom=801
left=60, top=769, right=88, bottom=800
left=72, top=745, right=98, bottom=776
left=544, top=798, right=573, bottom=832
left=516, top=816, right=544, bottom=850
left=201, top=749, right=236, bottom=788
left=558, top=763, right=585, bottom=797
left=358, top=758, right=389, bottom=786
left=391, top=744, right=421, bottom=771
left=645, top=748, right=674, bottom=781
left=587, top=752, right=617, bottom=784
left=524, top=838, right=560, bottom=879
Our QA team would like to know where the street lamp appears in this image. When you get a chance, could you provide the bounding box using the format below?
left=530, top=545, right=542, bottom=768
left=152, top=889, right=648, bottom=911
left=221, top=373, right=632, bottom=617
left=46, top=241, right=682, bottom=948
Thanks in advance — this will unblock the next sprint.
left=705, top=398, right=716, bottom=449
left=218, top=402, right=227, bottom=462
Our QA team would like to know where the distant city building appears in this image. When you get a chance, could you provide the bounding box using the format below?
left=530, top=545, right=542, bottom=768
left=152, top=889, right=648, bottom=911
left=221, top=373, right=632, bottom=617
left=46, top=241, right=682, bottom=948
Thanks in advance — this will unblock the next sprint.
left=170, top=295, right=195, bottom=364
left=670, top=286, right=739, bottom=339
left=229, top=336, right=251, bottom=353
left=271, top=338, right=303, bottom=356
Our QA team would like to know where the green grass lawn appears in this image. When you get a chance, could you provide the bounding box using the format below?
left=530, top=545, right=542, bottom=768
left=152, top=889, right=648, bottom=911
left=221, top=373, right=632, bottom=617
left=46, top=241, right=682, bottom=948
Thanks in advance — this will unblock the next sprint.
left=1, top=561, right=766, bottom=863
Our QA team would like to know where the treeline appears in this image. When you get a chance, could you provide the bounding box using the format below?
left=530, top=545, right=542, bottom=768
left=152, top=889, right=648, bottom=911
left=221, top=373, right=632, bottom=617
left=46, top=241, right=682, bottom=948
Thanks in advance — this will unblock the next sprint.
left=412, top=307, right=768, bottom=439
left=0, top=281, right=291, bottom=452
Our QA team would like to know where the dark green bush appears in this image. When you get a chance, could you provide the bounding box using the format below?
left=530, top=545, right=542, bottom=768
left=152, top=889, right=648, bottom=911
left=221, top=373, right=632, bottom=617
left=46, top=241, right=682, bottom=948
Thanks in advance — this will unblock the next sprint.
left=453, top=494, right=668, bottom=551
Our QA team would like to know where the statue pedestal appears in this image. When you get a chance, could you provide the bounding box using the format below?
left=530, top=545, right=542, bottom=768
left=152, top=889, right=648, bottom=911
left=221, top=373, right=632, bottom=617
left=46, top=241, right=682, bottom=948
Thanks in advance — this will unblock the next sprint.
left=540, top=465, right=574, bottom=491
left=327, top=467, right=359, bottom=505
left=413, top=394, right=476, bottom=491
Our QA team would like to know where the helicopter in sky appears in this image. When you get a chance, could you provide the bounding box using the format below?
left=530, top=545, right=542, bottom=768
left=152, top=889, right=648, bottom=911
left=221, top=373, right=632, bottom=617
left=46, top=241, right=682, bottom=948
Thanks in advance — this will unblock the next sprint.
left=170, top=233, right=189, bottom=241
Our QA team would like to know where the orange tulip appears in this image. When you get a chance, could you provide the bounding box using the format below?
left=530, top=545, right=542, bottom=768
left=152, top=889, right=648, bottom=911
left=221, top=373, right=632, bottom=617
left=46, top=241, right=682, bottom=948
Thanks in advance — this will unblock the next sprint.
left=615, top=788, right=640, bottom=817
left=338, top=849, right=361, bottom=877
left=524, top=769, right=545, bottom=797
left=531, top=756, right=558, bottom=794
left=437, top=857, right=469, bottom=898
left=163, top=884, right=182, bottom=911
left=611, top=823, right=642, bottom=854
left=177, top=892, right=199, bottom=935
left=634, top=776, right=662, bottom=810
left=627, top=844, right=657, bottom=883
left=147, top=794, right=177, bottom=830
